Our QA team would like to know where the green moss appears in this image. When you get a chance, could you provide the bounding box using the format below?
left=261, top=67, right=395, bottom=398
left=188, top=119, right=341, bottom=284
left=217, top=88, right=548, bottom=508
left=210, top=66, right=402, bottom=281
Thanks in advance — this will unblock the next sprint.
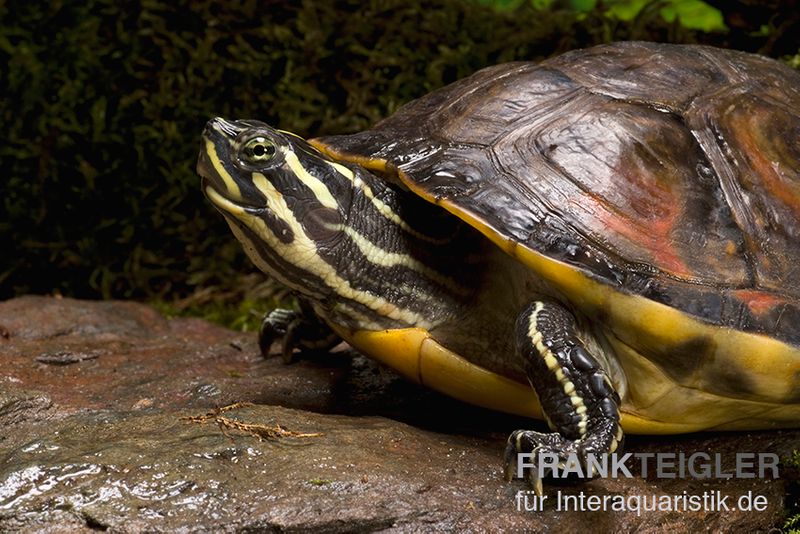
left=784, top=52, right=800, bottom=70
left=149, top=273, right=291, bottom=330
left=789, top=450, right=800, bottom=469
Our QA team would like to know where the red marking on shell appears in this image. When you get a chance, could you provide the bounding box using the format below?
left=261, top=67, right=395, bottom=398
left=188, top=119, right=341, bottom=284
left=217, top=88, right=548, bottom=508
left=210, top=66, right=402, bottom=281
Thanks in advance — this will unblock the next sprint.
left=594, top=157, right=693, bottom=279
left=732, top=289, right=786, bottom=317
left=728, top=104, right=800, bottom=221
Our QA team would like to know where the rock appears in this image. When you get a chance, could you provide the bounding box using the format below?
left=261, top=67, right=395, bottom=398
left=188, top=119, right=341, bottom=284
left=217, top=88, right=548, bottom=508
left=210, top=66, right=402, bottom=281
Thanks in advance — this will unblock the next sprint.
left=0, top=296, right=797, bottom=532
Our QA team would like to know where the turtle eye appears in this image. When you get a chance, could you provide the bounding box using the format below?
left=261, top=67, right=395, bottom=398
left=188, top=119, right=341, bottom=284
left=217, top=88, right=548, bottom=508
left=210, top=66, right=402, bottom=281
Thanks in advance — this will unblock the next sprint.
left=241, top=137, right=277, bottom=164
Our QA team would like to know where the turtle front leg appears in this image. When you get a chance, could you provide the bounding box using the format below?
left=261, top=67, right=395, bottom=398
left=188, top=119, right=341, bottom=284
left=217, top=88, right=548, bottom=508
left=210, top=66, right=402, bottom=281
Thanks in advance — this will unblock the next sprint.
left=259, top=300, right=341, bottom=363
left=504, top=300, right=624, bottom=495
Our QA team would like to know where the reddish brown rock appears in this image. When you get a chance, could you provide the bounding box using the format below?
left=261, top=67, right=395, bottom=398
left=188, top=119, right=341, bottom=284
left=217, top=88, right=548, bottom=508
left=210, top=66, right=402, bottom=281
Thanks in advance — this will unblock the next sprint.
left=0, top=296, right=797, bottom=532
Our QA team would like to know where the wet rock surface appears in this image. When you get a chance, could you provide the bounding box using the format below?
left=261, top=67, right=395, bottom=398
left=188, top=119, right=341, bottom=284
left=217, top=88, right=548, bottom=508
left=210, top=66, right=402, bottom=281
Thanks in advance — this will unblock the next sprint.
left=0, top=296, right=797, bottom=532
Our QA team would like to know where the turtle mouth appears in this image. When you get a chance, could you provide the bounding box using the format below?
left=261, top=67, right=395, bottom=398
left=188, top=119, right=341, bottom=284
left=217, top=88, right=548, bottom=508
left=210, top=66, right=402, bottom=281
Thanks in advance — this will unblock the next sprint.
left=197, top=151, right=266, bottom=212
left=202, top=178, right=268, bottom=217
left=197, top=162, right=267, bottom=214
left=201, top=178, right=267, bottom=213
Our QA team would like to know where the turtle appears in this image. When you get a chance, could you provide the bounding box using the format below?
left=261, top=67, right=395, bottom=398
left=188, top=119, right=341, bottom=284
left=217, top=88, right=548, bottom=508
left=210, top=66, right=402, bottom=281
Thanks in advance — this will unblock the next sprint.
left=197, top=41, right=800, bottom=492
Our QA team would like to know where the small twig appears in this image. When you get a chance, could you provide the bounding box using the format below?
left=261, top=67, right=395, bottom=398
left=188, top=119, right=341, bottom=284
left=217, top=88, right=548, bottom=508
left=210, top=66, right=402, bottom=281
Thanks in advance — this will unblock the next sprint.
left=181, top=401, right=322, bottom=441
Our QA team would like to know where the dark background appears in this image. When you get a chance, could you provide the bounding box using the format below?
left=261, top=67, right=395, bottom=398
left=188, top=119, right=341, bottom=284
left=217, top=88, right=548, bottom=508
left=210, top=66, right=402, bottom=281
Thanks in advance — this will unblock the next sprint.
left=2, top=0, right=798, bottom=326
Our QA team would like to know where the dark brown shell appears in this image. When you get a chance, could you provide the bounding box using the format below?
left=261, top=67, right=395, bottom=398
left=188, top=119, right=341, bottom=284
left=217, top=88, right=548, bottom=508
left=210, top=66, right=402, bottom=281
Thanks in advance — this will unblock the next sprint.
left=319, top=42, right=800, bottom=346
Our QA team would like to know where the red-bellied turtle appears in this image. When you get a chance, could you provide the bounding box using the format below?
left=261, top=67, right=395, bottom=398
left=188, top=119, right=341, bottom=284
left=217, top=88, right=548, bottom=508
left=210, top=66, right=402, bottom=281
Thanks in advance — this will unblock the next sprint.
left=197, top=41, right=800, bottom=491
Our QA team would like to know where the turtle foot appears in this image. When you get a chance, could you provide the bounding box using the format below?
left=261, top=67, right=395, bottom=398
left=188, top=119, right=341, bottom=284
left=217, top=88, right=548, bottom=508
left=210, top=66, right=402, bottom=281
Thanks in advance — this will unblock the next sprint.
left=258, top=306, right=340, bottom=363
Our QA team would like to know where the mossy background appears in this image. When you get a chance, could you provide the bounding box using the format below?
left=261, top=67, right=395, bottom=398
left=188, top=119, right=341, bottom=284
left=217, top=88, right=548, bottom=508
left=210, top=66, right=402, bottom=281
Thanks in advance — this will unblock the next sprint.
left=2, top=0, right=799, bottom=327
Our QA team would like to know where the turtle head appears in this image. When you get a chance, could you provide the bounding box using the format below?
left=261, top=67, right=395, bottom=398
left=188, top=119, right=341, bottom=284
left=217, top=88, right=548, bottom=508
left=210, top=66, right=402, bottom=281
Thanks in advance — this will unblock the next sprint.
left=198, top=117, right=466, bottom=331
left=197, top=117, right=355, bottom=299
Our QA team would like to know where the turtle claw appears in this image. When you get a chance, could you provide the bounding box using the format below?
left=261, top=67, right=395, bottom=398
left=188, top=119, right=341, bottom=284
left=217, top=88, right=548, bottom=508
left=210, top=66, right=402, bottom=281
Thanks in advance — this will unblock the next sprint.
left=258, top=309, right=302, bottom=361
left=503, top=429, right=575, bottom=496
left=527, top=469, right=544, bottom=498
left=503, top=459, right=516, bottom=483
left=503, top=431, right=523, bottom=482
left=258, top=306, right=341, bottom=363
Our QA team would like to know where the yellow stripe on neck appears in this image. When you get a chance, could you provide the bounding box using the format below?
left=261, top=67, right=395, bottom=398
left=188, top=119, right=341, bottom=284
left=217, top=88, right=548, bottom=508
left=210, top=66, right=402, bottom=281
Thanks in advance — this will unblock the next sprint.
left=283, top=150, right=339, bottom=210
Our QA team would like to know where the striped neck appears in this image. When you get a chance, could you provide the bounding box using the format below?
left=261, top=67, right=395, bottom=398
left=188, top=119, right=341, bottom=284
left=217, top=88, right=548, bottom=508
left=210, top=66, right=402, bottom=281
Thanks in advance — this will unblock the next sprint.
left=198, top=118, right=476, bottom=332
